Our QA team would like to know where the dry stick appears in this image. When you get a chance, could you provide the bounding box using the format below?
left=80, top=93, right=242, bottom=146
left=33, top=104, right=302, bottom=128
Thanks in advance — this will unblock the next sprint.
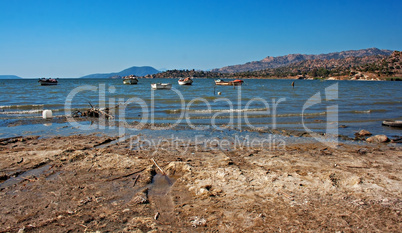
left=88, top=101, right=94, bottom=108
left=98, top=108, right=114, bottom=119
left=151, top=158, right=166, bottom=175
left=154, top=212, right=160, bottom=220
left=107, top=168, right=146, bottom=181
left=133, top=174, right=140, bottom=187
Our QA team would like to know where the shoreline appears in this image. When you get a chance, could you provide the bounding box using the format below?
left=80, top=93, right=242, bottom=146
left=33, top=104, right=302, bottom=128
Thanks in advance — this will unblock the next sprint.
left=2, top=116, right=402, bottom=145
left=1, top=116, right=402, bottom=147
left=0, top=133, right=401, bottom=232
left=1, top=76, right=402, bottom=81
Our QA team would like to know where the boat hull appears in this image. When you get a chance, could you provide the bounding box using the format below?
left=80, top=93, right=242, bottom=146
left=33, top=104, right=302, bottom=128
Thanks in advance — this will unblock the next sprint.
left=178, top=81, right=193, bottom=85
left=38, top=79, right=58, bottom=86
left=215, top=81, right=243, bottom=86
left=178, top=78, right=193, bottom=85
left=123, top=79, right=138, bottom=85
left=382, top=120, right=402, bottom=127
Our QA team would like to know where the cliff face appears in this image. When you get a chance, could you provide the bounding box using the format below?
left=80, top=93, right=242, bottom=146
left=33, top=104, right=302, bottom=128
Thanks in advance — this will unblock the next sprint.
left=212, top=48, right=393, bottom=73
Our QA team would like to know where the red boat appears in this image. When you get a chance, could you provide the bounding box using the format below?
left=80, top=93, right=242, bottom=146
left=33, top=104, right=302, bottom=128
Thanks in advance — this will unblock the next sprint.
left=215, top=79, right=244, bottom=86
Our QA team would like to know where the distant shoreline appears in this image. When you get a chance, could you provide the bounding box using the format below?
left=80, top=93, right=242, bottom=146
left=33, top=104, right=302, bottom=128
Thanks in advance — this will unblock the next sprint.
left=2, top=76, right=401, bottom=81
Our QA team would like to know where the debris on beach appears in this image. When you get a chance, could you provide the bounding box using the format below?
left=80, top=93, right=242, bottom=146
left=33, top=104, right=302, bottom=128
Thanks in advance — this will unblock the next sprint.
left=72, top=102, right=117, bottom=119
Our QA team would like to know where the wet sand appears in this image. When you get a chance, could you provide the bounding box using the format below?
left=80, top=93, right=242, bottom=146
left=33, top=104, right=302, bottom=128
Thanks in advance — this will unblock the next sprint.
left=0, top=134, right=401, bottom=232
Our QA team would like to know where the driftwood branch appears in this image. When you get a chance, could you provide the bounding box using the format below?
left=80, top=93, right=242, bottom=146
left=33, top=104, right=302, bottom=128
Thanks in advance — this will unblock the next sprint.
left=88, top=101, right=94, bottom=108
left=151, top=158, right=166, bottom=175
left=71, top=102, right=123, bottom=119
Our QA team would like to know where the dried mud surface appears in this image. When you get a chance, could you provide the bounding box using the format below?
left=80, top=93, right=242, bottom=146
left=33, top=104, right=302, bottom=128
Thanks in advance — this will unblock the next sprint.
left=0, top=134, right=401, bottom=232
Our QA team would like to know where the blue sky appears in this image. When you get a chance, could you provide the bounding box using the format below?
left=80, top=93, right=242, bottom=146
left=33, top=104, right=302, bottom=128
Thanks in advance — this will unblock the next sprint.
left=1, top=0, right=401, bottom=78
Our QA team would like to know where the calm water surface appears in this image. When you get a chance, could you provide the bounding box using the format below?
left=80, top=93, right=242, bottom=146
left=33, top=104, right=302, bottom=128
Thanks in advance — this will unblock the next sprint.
left=0, top=78, right=401, bottom=139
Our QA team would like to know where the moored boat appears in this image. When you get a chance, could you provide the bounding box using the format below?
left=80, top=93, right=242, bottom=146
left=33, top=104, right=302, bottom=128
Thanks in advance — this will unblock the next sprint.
left=123, top=75, right=138, bottom=85
left=151, top=83, right=172, bottom=90
left=38, top=78, right=58, bottom=86
left=382, top=120, right=402, bottom=128
left=215, top=79, right=243, bottom=86
left=123, top=78, right=138, bottom=85
left=178, top=77, right=193, bottom=85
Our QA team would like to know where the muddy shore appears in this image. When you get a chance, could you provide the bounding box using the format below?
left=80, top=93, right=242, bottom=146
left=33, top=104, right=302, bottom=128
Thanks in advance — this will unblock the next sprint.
left=0, top=133, right=401, bottom=232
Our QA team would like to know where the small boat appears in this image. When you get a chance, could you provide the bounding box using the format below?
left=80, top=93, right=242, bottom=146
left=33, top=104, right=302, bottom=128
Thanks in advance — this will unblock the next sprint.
left=151, top=83, right=172, bottom=90
left=123, top=78, right=138, bottom=85
left=123, top=75, right=138, bottom=85
left=38, top=78, right=58, bottom=86
left=215, top=79, right=244, bottom=86
left=382, top=120, right=402, bottom=128
left=178, top=77, right=193, bottom=85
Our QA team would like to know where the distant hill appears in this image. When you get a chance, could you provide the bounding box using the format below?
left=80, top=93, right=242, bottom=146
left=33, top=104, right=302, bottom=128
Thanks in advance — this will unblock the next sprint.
left=0, top=75, right=22, bottom=79
left=356, top=50, right=402, bottom=77
left=212, top=48, right=393, bottom=73
left=80, top=66, right=160, bottom=79
left=219, top=50, right=401, bottom=80
left=150, top=50, right=401, bottom=81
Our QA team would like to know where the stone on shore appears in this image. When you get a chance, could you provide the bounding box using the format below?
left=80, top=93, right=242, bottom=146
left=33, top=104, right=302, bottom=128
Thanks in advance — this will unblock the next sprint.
left=366, top=134, right=389, bottom=143
left=358, top=129, right=372, bottom=136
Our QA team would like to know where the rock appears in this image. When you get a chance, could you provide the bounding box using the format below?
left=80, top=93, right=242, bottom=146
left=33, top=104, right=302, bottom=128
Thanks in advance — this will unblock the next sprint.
left=128, top=217, right=156, bottom=230
left=366, top=135, right=389, bottom=143
left=191, top=216, right=207, bottom=227
left=164, top=162, right=192, bottom=176
left=358, top=129, right=372, bottom=136
left=130, top=188, right=148, bottom=204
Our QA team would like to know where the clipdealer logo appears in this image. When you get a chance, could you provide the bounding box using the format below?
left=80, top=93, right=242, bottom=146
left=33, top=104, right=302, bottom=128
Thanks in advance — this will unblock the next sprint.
left=302, top=83, right=339, bottom=147
left=64, top=82, right=339, bottom=148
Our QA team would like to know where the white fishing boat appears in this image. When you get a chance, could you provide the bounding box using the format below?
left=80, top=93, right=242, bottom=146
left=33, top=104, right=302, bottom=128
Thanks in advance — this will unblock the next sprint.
left=382, top=120, right=402, bottom=128
left=38, top=78, right=58, bottom=86
left=151, top=83, right=172, bottom=90
left=178, top=77, right=193, bottom=85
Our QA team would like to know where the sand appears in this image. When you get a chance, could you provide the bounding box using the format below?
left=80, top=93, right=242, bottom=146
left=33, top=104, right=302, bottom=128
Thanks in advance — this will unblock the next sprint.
left=0, top=134, right=401, bottom=232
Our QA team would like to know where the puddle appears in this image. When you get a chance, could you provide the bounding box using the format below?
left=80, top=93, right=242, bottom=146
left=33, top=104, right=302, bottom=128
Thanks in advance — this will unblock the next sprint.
left=149, top=174, right=174, bottom=195
left=0, top=164, right=52, bottom=190
left=148, top=173, right=176, bottom=223
left=45, top=171, right=63, bottom=181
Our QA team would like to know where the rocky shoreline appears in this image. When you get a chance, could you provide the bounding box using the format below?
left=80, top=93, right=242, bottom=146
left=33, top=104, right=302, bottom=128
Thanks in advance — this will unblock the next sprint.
left=3, top=116, right=402, bottom=145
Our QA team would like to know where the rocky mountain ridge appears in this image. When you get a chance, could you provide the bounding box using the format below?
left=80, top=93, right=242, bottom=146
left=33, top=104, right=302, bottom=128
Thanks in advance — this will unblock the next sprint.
left=147, top=51, right=401, bottom=80
left=225, top=51, right=401, bottom=80
left=212, top=48, right=393, bottom=73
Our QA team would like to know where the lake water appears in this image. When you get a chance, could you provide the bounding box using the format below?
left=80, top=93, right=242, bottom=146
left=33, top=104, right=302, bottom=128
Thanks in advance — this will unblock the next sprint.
left=0, top=78, right=401, bottom=140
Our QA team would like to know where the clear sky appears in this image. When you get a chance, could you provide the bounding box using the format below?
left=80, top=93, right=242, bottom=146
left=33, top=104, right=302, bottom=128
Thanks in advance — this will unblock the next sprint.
left=1, top=0, right=401, bottom=78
